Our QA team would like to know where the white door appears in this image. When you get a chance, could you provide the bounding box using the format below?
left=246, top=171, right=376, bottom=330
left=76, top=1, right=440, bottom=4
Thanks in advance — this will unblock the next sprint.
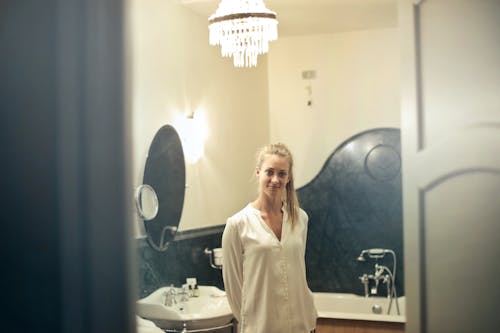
left=399, top=1, right=500, bottom=332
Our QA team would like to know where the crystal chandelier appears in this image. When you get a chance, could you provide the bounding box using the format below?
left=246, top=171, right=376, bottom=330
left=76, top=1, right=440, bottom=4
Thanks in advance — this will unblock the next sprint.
left=208, top=0, right=278, bottom=68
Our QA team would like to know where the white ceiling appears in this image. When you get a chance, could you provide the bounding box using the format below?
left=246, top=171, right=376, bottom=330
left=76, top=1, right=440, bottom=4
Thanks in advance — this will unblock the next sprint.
left=179, top=0, right=398, bottom=36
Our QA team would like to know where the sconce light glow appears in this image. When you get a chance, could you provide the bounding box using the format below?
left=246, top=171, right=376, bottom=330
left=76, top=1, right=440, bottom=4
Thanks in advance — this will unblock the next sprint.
left=173, top=109, right=208, bottom=164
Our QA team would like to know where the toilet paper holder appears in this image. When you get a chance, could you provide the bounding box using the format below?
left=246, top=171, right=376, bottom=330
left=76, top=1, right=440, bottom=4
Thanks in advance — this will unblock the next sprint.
left=204, top=248, right=223, bottom=270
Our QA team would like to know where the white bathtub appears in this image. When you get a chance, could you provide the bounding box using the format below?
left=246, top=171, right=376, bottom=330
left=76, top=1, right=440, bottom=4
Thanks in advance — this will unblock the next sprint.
left=313, top=293, right=406, bottom=323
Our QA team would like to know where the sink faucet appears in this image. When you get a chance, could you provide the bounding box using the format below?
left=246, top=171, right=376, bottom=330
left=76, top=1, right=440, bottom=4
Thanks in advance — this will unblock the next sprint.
left=164, top=285, right=178, bottom=307
left=178, top=286, right=189, bottom=303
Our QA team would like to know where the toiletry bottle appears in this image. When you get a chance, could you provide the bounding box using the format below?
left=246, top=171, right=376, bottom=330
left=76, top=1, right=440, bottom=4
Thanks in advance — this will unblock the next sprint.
left=193, top=284, right=200, bottom=297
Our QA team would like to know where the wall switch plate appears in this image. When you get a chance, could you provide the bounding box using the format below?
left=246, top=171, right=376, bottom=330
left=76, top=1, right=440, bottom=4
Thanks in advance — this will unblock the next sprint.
left=302, top=70, right=316, bottom=80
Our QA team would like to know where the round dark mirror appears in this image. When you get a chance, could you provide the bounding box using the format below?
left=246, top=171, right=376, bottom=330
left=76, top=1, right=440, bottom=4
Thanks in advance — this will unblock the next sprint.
left=143, top=125, right=185, bottom=252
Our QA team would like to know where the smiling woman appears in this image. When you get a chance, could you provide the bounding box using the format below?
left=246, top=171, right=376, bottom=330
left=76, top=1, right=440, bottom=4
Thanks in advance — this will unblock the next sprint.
left=222, top=143, right=317, bottom=333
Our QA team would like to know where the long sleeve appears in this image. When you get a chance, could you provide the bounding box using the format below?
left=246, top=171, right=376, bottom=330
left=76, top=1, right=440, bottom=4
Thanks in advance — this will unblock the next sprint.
left=221, top=218, right=243, bottom=323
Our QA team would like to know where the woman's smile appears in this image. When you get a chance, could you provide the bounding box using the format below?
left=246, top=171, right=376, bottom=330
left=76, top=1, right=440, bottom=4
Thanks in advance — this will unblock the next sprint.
left=256, top=154, right=290, bottom=198
left=267, top=184, right=281, bottom=190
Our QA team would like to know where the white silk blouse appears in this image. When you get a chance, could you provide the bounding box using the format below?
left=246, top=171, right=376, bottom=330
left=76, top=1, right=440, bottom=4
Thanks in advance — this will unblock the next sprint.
left=222, top=203, right=317, bottom=333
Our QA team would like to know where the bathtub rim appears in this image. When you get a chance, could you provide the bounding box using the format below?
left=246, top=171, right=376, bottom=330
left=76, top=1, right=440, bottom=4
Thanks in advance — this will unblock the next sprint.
left=312, top=292, right=406, bottom=323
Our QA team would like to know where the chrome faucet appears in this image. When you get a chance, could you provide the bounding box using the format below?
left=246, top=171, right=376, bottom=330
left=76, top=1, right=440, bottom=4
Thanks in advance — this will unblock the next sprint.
left=178, top=286, right=189, bottom=303
left=371, top=263, right=392, bottom=296
left=359, top=273, right=370, bottom=297
left=358, top=265, right=390, bottom=297
left=356, top=248, right=400, bottom=315
left=164, top=285, right=178, bottom=307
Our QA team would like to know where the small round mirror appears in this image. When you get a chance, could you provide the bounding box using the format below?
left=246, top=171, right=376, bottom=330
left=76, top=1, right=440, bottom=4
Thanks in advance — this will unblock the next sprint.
left=135, top=184, right=159, bottom=221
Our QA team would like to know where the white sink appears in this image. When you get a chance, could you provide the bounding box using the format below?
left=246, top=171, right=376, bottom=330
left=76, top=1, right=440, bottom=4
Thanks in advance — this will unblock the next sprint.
left=137, top=285, right=233, bottom=330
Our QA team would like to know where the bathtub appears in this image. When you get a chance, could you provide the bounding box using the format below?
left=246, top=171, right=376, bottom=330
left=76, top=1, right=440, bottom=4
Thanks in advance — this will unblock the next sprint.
left=313, top=293, right=406, bottom=323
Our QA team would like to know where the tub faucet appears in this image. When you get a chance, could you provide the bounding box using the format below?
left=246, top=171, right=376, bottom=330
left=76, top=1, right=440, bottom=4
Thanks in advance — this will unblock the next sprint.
left=371, top=264, right=391, bottom=296
left=355, top=248, right=400, bottom=315
left=358, top=266, right=387, bottom=297
left=359, top=274, right=370, bottom=297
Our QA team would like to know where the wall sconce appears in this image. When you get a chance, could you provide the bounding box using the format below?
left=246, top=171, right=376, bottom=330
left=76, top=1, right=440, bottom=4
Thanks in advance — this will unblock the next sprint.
left=173, top=109, right=207, bottom=164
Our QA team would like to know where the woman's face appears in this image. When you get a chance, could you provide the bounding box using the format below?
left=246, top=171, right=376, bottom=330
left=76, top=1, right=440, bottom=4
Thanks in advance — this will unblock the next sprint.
left=256, top=154, right=290, bottom=199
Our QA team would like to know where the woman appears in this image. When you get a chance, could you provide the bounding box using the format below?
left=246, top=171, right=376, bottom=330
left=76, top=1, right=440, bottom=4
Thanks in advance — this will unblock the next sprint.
left=222, top=143, right=317, bottom=333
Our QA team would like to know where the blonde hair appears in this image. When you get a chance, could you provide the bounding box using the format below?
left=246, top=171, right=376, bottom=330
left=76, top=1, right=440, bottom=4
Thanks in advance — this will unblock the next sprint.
left=256, top=143, right=300, bottom=228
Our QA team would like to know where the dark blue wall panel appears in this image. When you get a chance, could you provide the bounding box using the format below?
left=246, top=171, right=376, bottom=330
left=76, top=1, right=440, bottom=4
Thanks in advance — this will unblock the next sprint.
left=298, top=128, right=403, bottom=295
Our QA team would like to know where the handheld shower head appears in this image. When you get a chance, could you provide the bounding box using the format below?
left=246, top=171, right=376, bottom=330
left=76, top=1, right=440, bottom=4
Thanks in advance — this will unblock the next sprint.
left=356, top=248, right=395, bottom=261
left=366, top=248, right=386, bottom=256
left=356, top=249, right=368, bottom=261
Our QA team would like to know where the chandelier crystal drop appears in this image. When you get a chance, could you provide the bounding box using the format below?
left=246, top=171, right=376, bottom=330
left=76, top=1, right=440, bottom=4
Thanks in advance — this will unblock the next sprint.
left=208, top=0, right=278, bottom=68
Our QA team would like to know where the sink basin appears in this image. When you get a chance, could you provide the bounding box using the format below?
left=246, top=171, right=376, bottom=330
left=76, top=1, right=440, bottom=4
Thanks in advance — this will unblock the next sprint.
left=137, top=285, right=234, bottom=330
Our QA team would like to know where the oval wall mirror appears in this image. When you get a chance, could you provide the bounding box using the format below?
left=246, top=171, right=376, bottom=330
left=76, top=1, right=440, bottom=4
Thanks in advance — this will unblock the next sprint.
left=142, top=124, right=186, bottom=252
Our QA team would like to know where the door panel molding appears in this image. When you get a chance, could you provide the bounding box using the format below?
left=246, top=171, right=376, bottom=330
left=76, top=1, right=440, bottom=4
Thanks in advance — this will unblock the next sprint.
left=400, top=1, right=500, bottom=332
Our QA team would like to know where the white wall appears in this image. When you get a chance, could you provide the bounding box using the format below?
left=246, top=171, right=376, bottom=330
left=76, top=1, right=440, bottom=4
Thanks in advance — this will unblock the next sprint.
left=267, top=28, right=401, bottom=187
left=128, top=0, right=269, bottom=234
